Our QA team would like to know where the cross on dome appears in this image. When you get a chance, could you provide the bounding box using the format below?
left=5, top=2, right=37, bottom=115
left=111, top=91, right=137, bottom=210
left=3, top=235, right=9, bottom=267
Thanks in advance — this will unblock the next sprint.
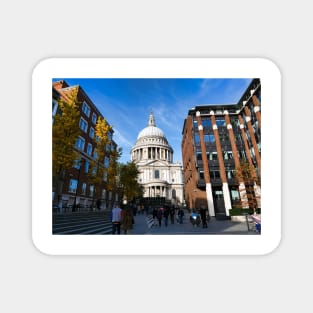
left=148, top=111, right=156, bottom=127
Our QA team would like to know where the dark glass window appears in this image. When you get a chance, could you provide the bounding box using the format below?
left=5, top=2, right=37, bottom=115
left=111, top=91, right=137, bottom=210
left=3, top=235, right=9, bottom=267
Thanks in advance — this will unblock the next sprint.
left=205, top=134, right=215, bottom=143
left=215, top=118, right=226, bottom=127
left=194, top=134, right=200, bottom=144
left=202, top=119, right=212, bottom=127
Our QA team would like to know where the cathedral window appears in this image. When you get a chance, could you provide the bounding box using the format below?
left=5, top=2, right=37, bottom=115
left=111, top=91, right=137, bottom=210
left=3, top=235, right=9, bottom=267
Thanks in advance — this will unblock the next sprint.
left=155, top=170, right=160, bottom=179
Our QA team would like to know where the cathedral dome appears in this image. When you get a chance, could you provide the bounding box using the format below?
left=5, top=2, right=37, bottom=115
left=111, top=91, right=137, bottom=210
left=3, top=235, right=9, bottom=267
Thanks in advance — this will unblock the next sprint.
left=137, top=125, right=165, bottom=139
left=137, top=112, right=165, bottom=140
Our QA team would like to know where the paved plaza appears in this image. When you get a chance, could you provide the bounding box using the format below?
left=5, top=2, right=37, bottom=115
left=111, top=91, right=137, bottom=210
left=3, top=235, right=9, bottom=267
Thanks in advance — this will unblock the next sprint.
left=53, top=210, right=260, bottom=235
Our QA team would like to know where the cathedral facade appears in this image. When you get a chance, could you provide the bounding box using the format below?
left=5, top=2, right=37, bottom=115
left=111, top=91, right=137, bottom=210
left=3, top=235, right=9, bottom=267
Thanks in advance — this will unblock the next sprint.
left=131, top=112, right=184, bottom=206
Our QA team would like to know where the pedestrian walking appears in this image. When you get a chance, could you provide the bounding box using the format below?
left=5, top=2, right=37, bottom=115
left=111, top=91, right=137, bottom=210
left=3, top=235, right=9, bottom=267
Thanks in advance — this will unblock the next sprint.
left=177, top=208, right=184, bottom=224
left=152, top=207, right=157, bottom=219
left=111, top=203, right=122, bottom=234
left=121, top=209, right=133, bottom=234
left=169, top=206, right=175, bottom=224
left=163, top=206, right=170, bottom=227
left=157, top=207, right=163, bottom=227
left=200, top=206, right=208, bottom=228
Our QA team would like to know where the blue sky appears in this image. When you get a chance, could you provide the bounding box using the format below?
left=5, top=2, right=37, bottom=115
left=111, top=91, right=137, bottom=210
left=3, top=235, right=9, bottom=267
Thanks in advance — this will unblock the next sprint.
left=53, top=78, right=252, bottom=164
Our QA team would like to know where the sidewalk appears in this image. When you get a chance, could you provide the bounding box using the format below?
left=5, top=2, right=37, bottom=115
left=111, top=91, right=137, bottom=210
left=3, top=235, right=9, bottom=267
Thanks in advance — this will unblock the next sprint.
left=130, top=212, right=259, bottom=235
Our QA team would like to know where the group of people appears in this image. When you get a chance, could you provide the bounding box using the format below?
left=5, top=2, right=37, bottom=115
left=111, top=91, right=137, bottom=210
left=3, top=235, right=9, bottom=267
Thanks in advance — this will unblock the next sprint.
left=111, top=202, right=210, bottom=234
left=152, top=206, right=185, bottom=227
left=111, top=203, right=134, bottom=235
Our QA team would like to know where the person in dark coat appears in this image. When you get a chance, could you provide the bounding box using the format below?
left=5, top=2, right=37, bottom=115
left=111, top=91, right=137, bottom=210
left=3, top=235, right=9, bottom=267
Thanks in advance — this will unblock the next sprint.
left=163, top=206, right=170, bottom=227
left=169, top=207, right=175, bottom=224
left=152, top=207, right=157, bottom=219
left=156, top=207, right=163, bottom=227
left=200, top=206, right=208, bottom=228
left=177, top=208, right=184, bottom=224
left=121, top=209, right=133, bottom=234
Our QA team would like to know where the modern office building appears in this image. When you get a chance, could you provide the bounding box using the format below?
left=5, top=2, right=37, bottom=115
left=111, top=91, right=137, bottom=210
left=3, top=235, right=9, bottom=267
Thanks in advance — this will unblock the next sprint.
left=52, top=80, right=120, bottom=211
left=181, top=78, right=261, bottom=219
left=131, top=112, right=184, bottom=206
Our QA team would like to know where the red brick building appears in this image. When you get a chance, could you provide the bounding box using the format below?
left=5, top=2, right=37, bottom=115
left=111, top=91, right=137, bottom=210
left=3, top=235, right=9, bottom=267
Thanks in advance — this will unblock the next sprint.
left=52, top=80, right=120, bottom=212
left=181, top=78, right=261, bottom=219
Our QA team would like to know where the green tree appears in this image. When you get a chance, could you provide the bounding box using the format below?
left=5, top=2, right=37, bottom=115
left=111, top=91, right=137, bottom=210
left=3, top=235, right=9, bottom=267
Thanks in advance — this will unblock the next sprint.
left=52, top=90, right=80, bottom=207
left=118, top=161, right=143, bottom=203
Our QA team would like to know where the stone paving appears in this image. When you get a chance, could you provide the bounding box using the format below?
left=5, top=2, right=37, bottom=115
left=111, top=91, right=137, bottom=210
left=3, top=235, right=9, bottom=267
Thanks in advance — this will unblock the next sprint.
left=130, top=212, right=260, bottom=235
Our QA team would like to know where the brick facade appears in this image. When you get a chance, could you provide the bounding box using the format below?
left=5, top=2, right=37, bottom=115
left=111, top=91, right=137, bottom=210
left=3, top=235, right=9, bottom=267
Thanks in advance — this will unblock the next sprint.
left=181, top=79, right=261, bottom=218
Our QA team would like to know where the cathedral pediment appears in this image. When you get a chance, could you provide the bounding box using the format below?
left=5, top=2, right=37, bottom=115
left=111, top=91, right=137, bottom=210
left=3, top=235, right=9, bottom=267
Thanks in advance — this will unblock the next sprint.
left=140, top=159, right=170, bottom=167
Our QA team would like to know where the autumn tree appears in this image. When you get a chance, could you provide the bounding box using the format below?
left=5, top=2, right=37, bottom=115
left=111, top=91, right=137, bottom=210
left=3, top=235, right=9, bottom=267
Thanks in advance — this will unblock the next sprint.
left=88, top=117, right=121, bottom=207
left=52, top=90, right=80, bottom=207
left=234, top=161, right=261, bottom=213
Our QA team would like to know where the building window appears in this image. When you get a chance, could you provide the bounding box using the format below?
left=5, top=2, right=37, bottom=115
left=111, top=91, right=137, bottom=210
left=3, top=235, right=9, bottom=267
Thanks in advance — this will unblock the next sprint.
left=104, top=156, right=109, bottom=168
left=194, top=134, right=200, bottom=144
left=85, top=160, right=89, bottom=173
left=215, top=118, right=226, bottom=127
left=199, top=170, right=204, bottom=180
left=89, top=185, right=94, bottom=197
left=89, top=127, right=95, bottom=139
left=102, top=189, right=106, bottom=199
left=81, top=183, right=86, bottom=195
left=231, top=189, right=240, bottom=201
left=92, top=113, right=97, bottom=124
left=52, top=99, right=58, bottom=119
left=239, top=150, right=246, bottom=160
left=68, top=179, right=78, bottom=193
left=107, top=131, right=112, bottom=141
left=210, top=170, right=220, bottom=180
left=75, top=136, right=85, bottom=151
left=82, top=101, right=91, bottom=117
left=73, top=159, right=81, bottom=169
left=172, top=189, right=176, bottom=199
left=214, top=189, right=223, bottom=199
left=226, top=170, right=236, bottom=179
left=223, top=151, right=233, bottom=160
left=87, top=143, right=93, bottom=156
left=79, top=117, right=88, bottom=133
left=202, top=119, right=212, bottom=127
left=209, top=152, right=218, bottom=161
left=155, top=170, right=160, bottom=179
left=205, top=134, right=215, bottom=143
left=103, top=172, right=108, bottom=182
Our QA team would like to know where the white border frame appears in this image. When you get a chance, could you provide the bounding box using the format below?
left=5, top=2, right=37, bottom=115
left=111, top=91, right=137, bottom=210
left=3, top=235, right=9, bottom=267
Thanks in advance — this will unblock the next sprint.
left=32, top=58, right=281, bottom=255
